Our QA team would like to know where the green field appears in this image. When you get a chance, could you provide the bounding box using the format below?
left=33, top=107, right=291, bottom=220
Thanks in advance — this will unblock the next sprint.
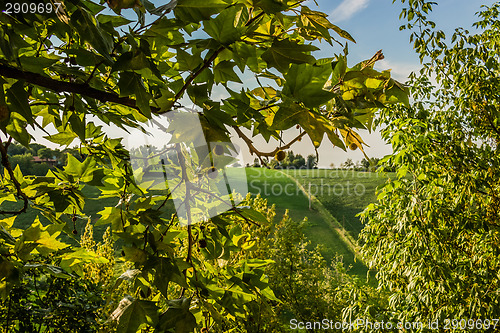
left=283, top=169, right=394, bottom=238
left=4, top=168, right=389, bottom=276
left=243, top=167, right=392, bottom=275
left=245, top=168, right=355, bottom=262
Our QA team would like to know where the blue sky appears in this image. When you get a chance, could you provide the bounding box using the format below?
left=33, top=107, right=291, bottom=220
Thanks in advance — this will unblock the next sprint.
left=324, top=0, right=495, bottom=80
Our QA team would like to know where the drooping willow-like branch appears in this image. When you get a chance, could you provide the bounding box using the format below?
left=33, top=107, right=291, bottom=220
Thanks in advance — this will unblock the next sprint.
left=232, top=125, right=307, bottom=158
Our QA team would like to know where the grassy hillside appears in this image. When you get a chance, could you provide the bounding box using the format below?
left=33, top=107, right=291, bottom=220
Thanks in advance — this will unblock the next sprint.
left=244, top=167, right=373, bottom=275
left=284, top=169, right=394, bottom=239
left=245, top=168, right=354, bottom=259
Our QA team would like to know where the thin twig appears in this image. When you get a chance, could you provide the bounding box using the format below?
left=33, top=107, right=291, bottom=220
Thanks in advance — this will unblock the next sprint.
left=130, top=146, right=175, bottom=160
left=167, top=49, right=224, bottom=114
left=85, top=60, right=105, bottom=84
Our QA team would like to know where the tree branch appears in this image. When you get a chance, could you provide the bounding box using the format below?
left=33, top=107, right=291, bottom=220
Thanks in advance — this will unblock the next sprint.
left=2, top=11, right=268, bottom=117
left=0, top=63, right=161, bottom=114
left=168, top=48, right=224, bottom=114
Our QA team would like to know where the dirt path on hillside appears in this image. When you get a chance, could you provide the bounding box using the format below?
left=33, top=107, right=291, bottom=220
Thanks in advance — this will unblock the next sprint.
left=277, top=170, right=365, bottom=265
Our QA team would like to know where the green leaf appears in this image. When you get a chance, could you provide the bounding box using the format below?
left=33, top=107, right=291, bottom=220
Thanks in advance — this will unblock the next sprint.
left=44, top=132, right=78, bottom=146
left=0, top=260, right=19, bottom=300
left=174, top=0, right=228, bottom=23
left=143, top=18, right=185, bottom=45
left=65, top=154, right=96, bottom=179
left=71, top=8, right=113, bottom=61
left=300, top=6, right=338, bottom=43
left=122, top=246, right=148, bottom=263
left=96, top=207, right=126, bottom=230
left=112, top=52, right=150, bottom=72
left=233, top=42, right=266, bottom=72
left=62, top=248, right=109, bottom=263
left=118, top=72, right=152, bottom=117
left=254, top=0, right=287, bottom=13
left=6, top=113, right=31, bottom=146
left=0, top=216, right=16, bottom=229
left=301, top=5, right=354, bottom=43
left=65, top=48, right=106, bottom=67
left=272, top=101, right=345, bottom=148
left=69, top=112, right=86, bottom=141
left=214, top=61, right=242, bottom=84
left=0, top=27, right=14, bottom=61
left=0, top=225, right=16, bottom=245
left=64, top=153, right=91, bottom=178
left=157, top=300, right=197, bottom=333
left=60, top=248, right=109, bottom=274
left=36, top=234, right=68, bottom=255
left=118, top=72, right=139, bottom=97
left=20, top=217, right=68, bottom=255
left=243, top=259, right=274, bottom=268
left=262, top=39, right=318, bottom=73
left=383, top=82, right=410, bottom=107
left=204, top=6, right=244, bottom=44
left=283, top=63, right=334, bottom=107
left=236, top=207, right=269, bottom=225
left=6, top=81, right=33, bottom=124
left=232, top=233, right=250, bottom=247
left=176, top=48, right=203, bottom=71
left=154, top=257, right=188, bottom=298
left=330, top=24, right=355, bottom=43
left=97, top=14, right=133, bottom=27
left=19, top=55, right=60, bottom=73
left=46, top=191, right=71, bottom=213
left=331, top=56, right=347, bottom=84
left=116, top=298, right=159, bottom=333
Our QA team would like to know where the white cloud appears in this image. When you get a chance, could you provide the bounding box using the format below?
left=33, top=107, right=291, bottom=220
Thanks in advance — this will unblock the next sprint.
left=376, top=59, right=421, bottom=83
left=330, top=0, right=370, bottom=22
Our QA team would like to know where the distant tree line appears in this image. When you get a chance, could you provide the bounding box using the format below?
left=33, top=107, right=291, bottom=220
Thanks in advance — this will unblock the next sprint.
left=251, top=151, right=318, bottom=169
left=250, top=153, right=389, bottom=171
left=335, top=157, right=384, bottom=172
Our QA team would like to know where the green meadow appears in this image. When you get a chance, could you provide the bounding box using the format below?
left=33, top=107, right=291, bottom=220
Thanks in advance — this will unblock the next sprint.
left=243, top=167, right=393, bottom=276
left=283, top=168, right=395, bottom=238
left=245, top=167, right=355, bottom=264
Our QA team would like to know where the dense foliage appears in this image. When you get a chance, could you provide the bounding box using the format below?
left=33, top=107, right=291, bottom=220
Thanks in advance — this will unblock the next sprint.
left=0, top=0, right=408, bottom=332
left=360, top=1, right=500, bottom=329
